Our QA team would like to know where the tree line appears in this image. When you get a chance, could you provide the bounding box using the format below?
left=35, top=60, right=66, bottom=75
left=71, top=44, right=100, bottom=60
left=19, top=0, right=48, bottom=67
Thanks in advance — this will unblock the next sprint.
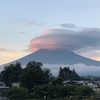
left=0, top=61, right=94, bottom=99
left=0, top=61, right=80, bottom=88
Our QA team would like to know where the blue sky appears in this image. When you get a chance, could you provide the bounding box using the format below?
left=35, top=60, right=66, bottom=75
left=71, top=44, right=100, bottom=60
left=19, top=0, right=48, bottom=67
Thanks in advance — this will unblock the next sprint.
left=1, top=0, right=100, bottom=65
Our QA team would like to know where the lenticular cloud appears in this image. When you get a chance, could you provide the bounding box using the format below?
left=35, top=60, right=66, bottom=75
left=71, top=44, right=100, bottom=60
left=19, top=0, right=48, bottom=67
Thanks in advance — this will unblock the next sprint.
left=29, top=28, right=100, bottom=53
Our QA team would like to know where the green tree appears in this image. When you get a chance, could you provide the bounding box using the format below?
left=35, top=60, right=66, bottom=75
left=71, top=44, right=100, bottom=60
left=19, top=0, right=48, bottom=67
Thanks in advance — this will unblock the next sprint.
left=58, top=67, right=80, bottom=80
left=32, top=84, right=94, bottom=99
left=76, top=85, right=94, bottom=96
left=71, top=68, right=80, bottom=80
left=1, top=62, right=22, bottom=86
left=2, top=87, right=29, bottom=100
left=20, top=61, right=51, bottom=90
left=52, top=77, right=63, bottom=85
left=59, top=67, right=65, bottom=79
left=26, top=61, right=43, bottom=69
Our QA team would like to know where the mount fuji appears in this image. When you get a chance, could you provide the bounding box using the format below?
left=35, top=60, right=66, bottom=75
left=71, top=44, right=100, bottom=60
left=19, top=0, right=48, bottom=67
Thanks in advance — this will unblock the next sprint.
left=1, top=49, right=100, bottom=76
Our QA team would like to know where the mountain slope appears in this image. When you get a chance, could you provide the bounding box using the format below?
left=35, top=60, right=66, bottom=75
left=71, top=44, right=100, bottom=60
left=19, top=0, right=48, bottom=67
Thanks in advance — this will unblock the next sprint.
left=2, top=49, right=100, bottom=67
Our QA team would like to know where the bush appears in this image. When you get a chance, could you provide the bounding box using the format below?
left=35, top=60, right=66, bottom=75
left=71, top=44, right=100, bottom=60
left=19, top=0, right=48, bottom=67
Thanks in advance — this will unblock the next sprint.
left=2, top=87, right=29, bottom=100
left=32, top=84, right=94, bottom=99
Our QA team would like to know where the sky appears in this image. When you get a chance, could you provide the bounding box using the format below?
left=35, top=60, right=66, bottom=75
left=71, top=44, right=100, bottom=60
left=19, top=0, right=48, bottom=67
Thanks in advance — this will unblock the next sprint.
left=1, top=0, right=100, bottom=65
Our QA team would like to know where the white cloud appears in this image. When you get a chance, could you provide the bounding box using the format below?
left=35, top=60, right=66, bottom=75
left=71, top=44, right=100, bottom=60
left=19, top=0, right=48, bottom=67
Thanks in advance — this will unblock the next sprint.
left=43, top=63, right=100, bottom=76
left=28, top=28, right=100, bottom=53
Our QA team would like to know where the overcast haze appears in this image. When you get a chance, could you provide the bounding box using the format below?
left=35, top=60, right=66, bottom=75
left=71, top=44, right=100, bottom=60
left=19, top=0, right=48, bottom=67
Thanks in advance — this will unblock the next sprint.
left=1, top=0, right=100, bottom=65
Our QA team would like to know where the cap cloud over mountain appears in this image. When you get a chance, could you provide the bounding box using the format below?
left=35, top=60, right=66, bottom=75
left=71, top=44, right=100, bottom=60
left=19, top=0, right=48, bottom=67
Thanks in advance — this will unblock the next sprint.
left=28, top=28, right=100, bottom=62
left=1, top=49, right=100, bottom=76
left=29, top=29, right=100, bottom=53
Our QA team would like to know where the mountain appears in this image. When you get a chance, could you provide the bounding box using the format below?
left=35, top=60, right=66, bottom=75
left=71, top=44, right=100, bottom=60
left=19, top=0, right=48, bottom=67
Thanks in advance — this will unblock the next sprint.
left=1, top=49, right=100, bottom=75
left=2, top=49, right=100, bottom=66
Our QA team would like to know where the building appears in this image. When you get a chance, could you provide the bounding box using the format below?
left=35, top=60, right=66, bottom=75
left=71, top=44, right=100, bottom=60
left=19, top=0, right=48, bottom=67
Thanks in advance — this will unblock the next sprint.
left=12, top=82, right=20, bottom=88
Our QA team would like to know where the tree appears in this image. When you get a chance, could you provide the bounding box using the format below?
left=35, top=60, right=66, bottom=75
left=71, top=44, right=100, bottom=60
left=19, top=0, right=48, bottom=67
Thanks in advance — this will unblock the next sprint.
left=1, top=62, right=22, bottom=86
left=2, top=87, right=29, bottom=100
left=58, top=67, right=80, bottom=81
left=26, top=61, right=43, bottom=69
left=76, top=85, right=94, bottom=96
left=20, top=61, right=51, bottom=90
left=52, top=77, right=63, bottom=85
left=71, top=68, right=80, bottom=80
left=59, top=67, right=64, bottom=78
left=32, top=84, right=94, bottom=99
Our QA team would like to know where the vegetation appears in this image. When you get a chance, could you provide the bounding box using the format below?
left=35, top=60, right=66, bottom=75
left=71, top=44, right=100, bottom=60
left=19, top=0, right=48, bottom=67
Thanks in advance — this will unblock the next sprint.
left=32, top=84, right=94, bottom=99
left=59, top=67, right=80, bottom=80
left=0, top=62, right=22, bottom=87
left=2, top=87, right=29, bottom=100
left=0, top=61, right=95, bottom=99
left=20, top=61, right=50, bottom=91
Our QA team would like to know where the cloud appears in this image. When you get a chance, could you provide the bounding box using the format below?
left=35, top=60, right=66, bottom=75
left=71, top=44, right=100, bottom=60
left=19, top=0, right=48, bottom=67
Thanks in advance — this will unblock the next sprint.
left=0, top=48, right=8, bottom=51
left=20, top=19, right=36, bottom=25
left=29, top=29, right=77, bottom=52
left=28, top=28, right=100, bottom=53
left=28, top=28, right=100, bottom=61
left=0, top=47, right=12, bottom=52
left=60, top=23, right=77, bottom=29
left=43, top=63, right=100, bottom=76
left=21, top=19, right=46, bottom=27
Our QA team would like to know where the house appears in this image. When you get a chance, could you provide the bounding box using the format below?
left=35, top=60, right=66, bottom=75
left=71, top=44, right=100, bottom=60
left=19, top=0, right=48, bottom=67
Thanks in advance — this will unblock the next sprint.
left=83, top=81, right=100, bottom=91
left=12, top=82, right=20, bottom=88
left=0, top=82, right=6, bottom=87
left=0, top=82, right=9, bottom=90
left=63, top=80, right=77, bottom=86
left=63, top=80, right=100, bottom=91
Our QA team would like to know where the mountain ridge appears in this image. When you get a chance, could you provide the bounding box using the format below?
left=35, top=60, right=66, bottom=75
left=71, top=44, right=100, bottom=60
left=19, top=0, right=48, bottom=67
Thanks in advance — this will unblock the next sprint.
left=1, top=49, right=100, bottom=67
left=1, top=49, right=100, bottom=76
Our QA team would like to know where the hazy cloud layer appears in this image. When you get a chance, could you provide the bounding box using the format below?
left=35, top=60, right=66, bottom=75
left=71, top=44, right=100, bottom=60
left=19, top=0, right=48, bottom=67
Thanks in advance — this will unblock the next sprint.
left=0, top=48, right=8, bottom=51
left=0, top=47, right=12, bottom=52
left=29, top=28, right=100, bottom=54
left=43, top=63, right=100, bottom=76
